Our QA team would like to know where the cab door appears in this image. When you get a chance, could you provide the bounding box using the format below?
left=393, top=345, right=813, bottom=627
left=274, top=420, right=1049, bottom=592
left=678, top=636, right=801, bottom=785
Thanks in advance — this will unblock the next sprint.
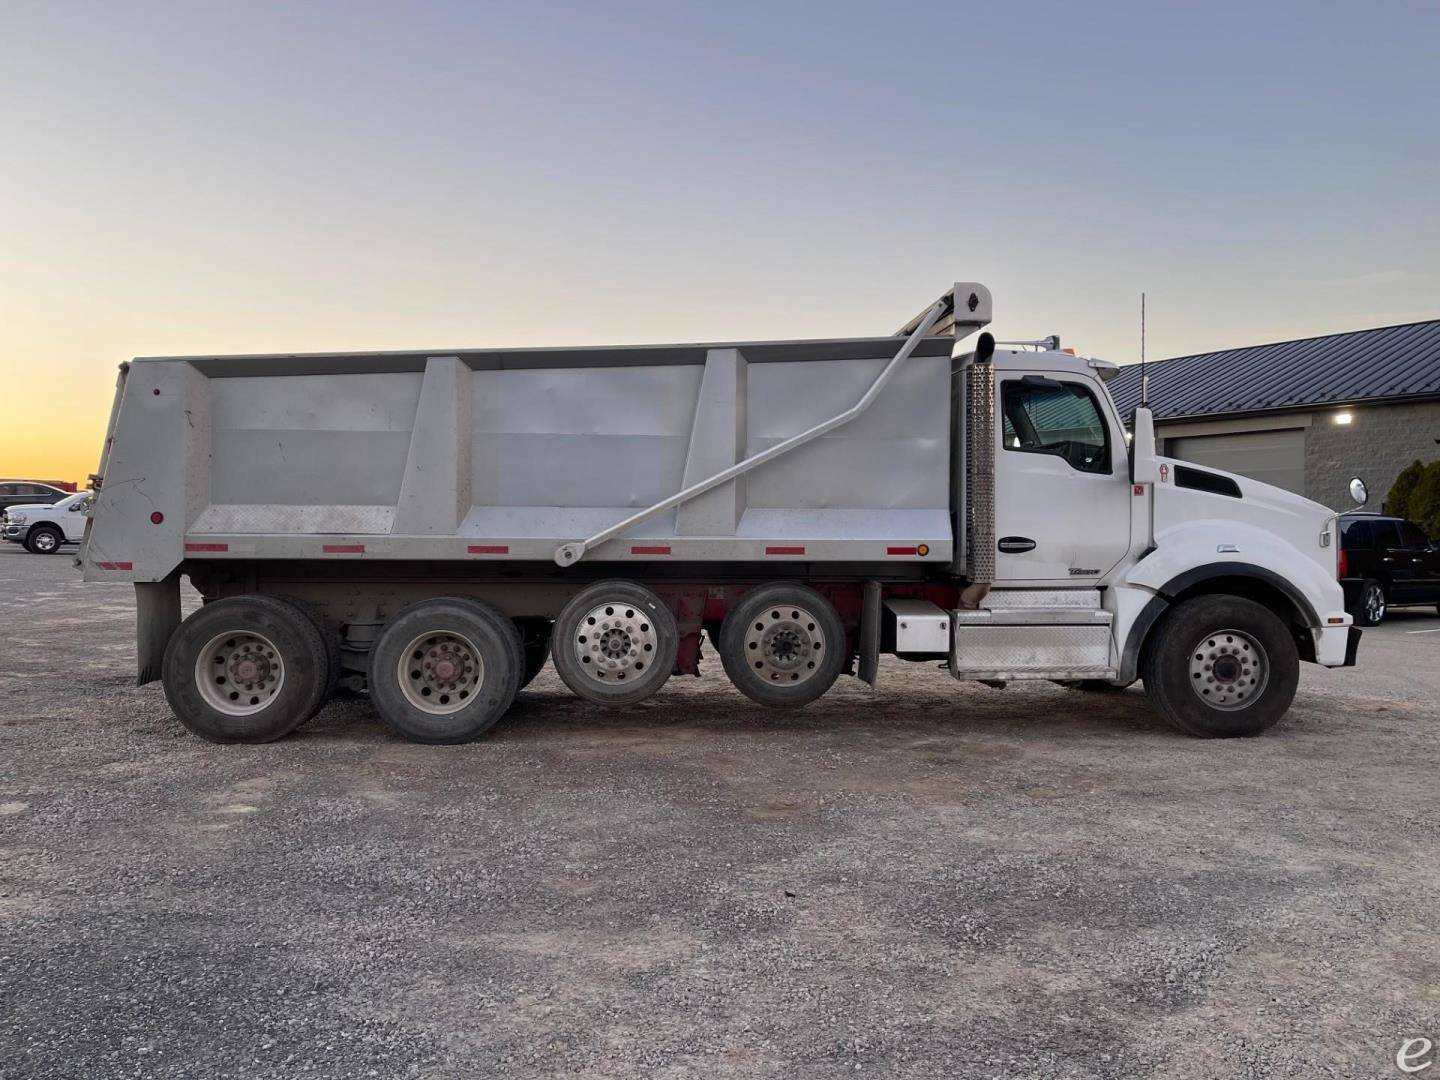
left=991, top=371, right=1133, bottom=584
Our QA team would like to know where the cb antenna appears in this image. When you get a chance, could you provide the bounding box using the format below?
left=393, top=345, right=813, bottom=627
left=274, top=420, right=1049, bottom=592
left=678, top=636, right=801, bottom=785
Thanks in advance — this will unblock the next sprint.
left=1139, top=292, right=1149, bottom=408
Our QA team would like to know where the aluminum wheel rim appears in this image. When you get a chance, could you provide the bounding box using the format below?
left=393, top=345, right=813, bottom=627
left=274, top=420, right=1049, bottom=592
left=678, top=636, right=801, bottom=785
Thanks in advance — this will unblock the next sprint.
left=744, top=604, right=827, bottom=685
left=1187, top=628, right=1268, bottom=711
left=33, top=531, right=57, bottom=552
left=573, top=602, right=658, bottom=684
left=397, top=631, right=484, bottom=715
left=196, top=630, right=286, bottom=716
left=1364, top=584, right=1385, bottom=623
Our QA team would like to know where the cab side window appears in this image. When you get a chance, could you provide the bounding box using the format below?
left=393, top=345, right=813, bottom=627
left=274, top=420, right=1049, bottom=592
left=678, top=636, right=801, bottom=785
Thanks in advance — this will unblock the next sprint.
left=1001, top=379, right=1111, bottom=475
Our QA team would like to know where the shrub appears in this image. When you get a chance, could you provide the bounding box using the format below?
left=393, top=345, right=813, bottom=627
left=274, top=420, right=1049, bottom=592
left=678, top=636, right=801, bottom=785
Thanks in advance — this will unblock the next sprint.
left=1386, top=459, right=1426, bottom=519
left=1412, top=461, right=1440, bottom=539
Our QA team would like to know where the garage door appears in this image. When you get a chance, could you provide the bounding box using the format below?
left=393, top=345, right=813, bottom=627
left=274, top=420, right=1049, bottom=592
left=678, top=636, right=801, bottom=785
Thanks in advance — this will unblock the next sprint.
left=1166, top=428, right=1306, bottom=495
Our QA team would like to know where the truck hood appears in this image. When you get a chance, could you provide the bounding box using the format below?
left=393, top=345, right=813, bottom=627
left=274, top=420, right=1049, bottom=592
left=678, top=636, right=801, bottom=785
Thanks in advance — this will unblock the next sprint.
left=1154, top=458, right=1337, bottom=579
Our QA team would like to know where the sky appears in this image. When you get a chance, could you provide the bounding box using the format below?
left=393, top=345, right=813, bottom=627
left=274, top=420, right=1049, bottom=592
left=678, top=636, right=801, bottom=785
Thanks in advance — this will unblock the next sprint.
left=2, top=0, right=1438, bottom=482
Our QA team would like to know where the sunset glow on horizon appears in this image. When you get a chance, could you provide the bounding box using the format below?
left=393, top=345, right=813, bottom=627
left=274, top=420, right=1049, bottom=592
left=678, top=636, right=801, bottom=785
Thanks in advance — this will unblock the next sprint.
left=3, top=0, right=1437, bottom=484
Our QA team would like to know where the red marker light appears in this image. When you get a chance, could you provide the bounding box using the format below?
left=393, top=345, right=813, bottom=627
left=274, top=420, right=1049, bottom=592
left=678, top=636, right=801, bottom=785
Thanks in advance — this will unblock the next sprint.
left=150, top=511, right=164, bottom=524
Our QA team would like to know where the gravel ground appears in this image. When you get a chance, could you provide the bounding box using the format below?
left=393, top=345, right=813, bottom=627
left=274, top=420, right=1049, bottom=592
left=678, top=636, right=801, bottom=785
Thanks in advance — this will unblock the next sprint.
left=1, top=543, right=1438, bottom=1079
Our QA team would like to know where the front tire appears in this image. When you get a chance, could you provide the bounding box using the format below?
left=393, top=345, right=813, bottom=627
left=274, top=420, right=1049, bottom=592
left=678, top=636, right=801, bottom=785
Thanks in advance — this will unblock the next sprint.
left=162, top=596, right=331, bottom=743
left=25, top=525, right=63, bottom=554
left=368, top=598, right=522, bottom=744
left=718, top=583, right=847, bottom=708
left=1140, top=595, right=1299, bottom=738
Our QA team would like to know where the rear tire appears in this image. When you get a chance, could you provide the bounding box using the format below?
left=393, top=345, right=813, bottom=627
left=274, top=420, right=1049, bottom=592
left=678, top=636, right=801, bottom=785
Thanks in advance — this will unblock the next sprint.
left=26, top=525, right=63, bottom=554
left=552, top=581, right=677, bottom=706
left=162, top=595, right=329, bottom=743
left=368, top=598, right=522, bottom=744
left=279, top=595, right=341, bottom=722
left=719, top=583, right=847, bottom=708
left=1140, top=595, right=1298, bottom=738
left=1351, top=579, right=1386, bottom=626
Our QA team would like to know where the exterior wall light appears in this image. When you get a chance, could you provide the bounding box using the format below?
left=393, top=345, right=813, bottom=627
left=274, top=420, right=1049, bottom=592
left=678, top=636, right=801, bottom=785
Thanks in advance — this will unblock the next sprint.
left=1334, top=411, right=1353, bottom=425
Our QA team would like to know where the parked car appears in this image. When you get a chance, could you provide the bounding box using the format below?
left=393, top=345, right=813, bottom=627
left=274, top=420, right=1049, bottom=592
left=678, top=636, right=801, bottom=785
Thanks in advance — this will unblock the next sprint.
left=0, top=481, right=68, bottom=515
left=2, top=490, right=93, bottom=554
left=1338, top=511, right=1440, bottom=625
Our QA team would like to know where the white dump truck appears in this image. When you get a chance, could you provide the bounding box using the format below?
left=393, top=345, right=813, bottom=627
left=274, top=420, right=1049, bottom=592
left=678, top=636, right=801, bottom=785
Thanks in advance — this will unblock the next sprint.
left=79, top=283, right=1361, bottom=744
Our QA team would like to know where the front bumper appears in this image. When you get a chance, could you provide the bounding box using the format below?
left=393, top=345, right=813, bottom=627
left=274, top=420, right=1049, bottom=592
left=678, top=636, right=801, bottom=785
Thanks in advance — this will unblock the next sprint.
left=1314, top=618, right=1360, bottom=667
left=2, top=524, right=23, bottom=542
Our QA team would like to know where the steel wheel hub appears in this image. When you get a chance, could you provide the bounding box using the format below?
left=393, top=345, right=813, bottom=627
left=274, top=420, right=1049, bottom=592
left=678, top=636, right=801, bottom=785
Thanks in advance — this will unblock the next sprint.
left=196, top=631, right=286, bottom=716
left=744, top=605, right=826, bottom=685
left=398, top=632, right=483, bottom=714
left=1187, top=628, right=1268, bottom=711
left=574, top=603, right=657, bottom=683
left=34, top=532, right=57, bottom=552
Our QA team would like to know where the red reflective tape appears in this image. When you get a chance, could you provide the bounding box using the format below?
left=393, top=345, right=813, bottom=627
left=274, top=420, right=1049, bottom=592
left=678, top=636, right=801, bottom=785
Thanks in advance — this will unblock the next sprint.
left=630, top=545, right=671, bottom=556
left=886, top=546, right=919, bottom=556
left=185, top=542, right=229, bottom=552
left=97, top=561, right=134, bottom=571
left=322, top=544, right=365, bottom=554
left=765, top=545, right=806, bottom=556
left=467, top=544, right=509, bottom=555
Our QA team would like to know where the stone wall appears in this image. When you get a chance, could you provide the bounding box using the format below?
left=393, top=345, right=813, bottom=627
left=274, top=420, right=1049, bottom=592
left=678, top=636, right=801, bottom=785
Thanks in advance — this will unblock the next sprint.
left=1304, top=400, right=1440, bottom=511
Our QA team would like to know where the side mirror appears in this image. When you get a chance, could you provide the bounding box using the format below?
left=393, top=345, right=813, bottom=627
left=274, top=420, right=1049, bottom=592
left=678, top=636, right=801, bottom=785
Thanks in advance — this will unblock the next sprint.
left=1348, top=477, right=1368, bottom=507
left=1131, top=407, right=1160, bottom=485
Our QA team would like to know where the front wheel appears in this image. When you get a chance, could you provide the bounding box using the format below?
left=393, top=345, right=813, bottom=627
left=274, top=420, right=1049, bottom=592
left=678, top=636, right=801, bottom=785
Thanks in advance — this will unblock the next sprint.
left=25, top=525, right=63, bottom=554
left=1140, top=595, right=1299, bottom=738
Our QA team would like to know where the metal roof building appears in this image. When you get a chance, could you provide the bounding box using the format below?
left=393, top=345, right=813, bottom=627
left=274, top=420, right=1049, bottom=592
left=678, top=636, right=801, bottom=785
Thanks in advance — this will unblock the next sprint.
left=1106, top=319, right=1440, bottom=509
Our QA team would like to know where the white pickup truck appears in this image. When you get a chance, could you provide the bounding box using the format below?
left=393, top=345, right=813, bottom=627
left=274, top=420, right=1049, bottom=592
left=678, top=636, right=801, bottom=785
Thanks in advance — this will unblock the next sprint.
left=80, top=282, right=1363, bottom=745
left=5, top=490, right=92, bottom=553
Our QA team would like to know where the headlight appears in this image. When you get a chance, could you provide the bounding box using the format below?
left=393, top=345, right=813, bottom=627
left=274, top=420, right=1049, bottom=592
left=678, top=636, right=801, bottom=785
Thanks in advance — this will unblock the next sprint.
left=7, top=513, right=25, bottom=524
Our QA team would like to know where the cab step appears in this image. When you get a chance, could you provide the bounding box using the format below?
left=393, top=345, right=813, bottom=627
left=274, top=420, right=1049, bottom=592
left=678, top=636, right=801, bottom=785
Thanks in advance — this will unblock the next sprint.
left=950, top=589, right=1114, bottom=680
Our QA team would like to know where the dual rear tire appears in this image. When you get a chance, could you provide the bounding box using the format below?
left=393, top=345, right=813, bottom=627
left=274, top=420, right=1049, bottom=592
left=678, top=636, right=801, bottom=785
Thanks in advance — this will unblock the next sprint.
left=163, top=595, right=332, bottom=744
left=367, top=598, right=523, bottom=744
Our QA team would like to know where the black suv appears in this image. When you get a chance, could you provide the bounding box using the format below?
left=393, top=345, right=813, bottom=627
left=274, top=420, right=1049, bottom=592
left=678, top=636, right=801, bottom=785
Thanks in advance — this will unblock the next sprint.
left=0, top=481, right=68, bottom=515
left=1339, top=512, right=1440, bottom=625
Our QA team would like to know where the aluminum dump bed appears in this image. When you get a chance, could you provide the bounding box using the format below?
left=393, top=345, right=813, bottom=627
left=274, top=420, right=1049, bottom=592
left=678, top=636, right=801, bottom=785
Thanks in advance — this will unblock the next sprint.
left=82, top=285, right=992, bottom=581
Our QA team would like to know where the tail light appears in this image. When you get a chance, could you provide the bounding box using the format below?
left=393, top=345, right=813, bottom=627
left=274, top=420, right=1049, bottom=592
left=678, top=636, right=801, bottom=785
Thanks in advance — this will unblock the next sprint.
left=1336, top=548, right=1349, bottom=579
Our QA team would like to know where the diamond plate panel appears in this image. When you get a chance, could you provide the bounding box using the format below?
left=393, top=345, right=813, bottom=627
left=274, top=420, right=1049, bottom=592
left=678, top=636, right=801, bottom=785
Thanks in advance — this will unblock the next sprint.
left=951, top=624, right=1111, bottom=671
left=982, top=589, right=1102, bottom=610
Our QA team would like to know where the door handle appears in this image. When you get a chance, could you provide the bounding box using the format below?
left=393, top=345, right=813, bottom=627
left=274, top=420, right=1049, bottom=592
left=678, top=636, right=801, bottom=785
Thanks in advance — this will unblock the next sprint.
left=997, top=536, right=1037, bottom=554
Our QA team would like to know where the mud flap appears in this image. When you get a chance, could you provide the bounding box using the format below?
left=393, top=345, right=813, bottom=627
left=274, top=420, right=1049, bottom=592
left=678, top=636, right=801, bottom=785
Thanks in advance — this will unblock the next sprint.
left=858, top=580, right=881, bottom=686
left=135, top=572, right=181, bottom=686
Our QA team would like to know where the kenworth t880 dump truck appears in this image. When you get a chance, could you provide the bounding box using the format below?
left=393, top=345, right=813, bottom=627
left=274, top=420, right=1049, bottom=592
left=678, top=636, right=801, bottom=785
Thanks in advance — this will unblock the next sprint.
left=80, top=283, right=1361, bottom=744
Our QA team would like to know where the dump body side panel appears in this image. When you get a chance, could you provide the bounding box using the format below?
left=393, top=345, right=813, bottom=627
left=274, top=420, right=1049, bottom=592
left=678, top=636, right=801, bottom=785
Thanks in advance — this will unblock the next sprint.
left=85, top=338, right=957, bottom=581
